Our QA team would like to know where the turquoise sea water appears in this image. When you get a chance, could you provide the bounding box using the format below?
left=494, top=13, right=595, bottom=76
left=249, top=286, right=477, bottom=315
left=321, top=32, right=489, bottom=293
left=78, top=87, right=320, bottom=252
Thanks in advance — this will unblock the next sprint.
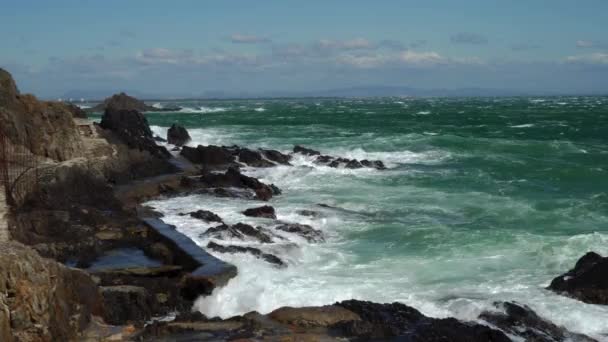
left=96, top=96, right=608, bottom=337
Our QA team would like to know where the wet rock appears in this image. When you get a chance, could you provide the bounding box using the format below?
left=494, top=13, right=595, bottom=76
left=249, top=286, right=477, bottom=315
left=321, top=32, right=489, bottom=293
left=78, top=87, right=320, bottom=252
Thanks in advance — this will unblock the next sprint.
left=261, top=149, right=292, bottom=165
left=65, top=102, right=87, bottom=118
left=184, top=210, right=223, bottom=224
left=334, top=300, right=510, bottom=342
left=202, top=223, right=274, bottom=243
left=207, top=242, right=285, bottom=267
left=293, top=145, right=321, bottom=156
left=548, top=252, right=608, bottom=305
left=480, top=301, right=597, bottom=342
left=297, top=209, right=322, bottom=217
left=242, top=205, right=277, bottom=219
left=100, top=107, right=171, bottom=159
left=361, top=159, right=386, bottom=170
left=153, top=135, right=167, bottom=142
left=269, top=305, right=360, bottom=327
left=237, top=148, right=275, bottom=167
left=275, top=223, right=324, bottom=242
left=167, top=123, right=191, bottom=146
left=180, top=145, right=235, bottom=167
left=101, top=285, right=151, bottom=325
left=199, top=167, right=278, bottom=201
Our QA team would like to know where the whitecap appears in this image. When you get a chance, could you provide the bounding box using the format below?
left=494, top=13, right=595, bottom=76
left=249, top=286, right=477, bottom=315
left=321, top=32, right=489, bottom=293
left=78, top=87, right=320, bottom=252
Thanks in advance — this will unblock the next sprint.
left=254, top=107, right=266, bottom=112
left=510, top=124, right=535, bottom=128
left=179, top=106, right=227, bottom=114
left=416, top=111, right=432, bottom=115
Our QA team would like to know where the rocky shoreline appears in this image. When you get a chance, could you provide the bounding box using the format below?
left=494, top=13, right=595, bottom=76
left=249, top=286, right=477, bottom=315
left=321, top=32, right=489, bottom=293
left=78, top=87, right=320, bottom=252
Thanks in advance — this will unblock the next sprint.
left=1, top=67, right=606, bottom=341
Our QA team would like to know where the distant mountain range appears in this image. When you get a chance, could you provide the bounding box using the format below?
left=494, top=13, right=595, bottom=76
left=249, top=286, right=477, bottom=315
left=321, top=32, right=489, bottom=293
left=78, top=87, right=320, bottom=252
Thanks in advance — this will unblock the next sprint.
left=57, top=85, right=597, bottom=101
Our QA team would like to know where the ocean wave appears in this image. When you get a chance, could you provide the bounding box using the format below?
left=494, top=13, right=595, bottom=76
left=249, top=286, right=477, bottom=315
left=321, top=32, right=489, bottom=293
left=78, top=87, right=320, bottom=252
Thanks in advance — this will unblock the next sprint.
left=509, top=123, right=535, bottom=128
left=254, top=107, right=266, bottom=112
left=178, top=106, right=228, bottom=114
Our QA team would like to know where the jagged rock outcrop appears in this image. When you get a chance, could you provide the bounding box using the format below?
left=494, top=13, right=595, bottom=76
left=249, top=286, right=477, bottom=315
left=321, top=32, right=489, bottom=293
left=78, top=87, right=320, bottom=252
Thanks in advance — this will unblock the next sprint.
left=167, top=123, right=191, bottom=146
left=182, top=209, right=223, bottom=223
left=100, top=107, right=171, bottom=159
left=207, top=241, right=285, bottom=267
left=90, top=92, right=156, bottom=113
left=65, top=102, right=87, bottom=118
left=293, top=145, right=386, bottom=170
left=0, top=241, right=103, bottom=342
left=181, top=144, right=291, bottom=168
left=479, top=301, right=597, bottom=342
left=548, top=252, right=608, bottom=305
left=199, top=167, right=280, bottom=201
left=0, top=68, right=84, bottom=161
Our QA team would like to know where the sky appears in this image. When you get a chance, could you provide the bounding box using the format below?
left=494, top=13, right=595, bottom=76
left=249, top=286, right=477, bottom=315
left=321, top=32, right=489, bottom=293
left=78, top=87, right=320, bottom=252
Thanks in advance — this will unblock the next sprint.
left=1, top=0, right=608, bottom=98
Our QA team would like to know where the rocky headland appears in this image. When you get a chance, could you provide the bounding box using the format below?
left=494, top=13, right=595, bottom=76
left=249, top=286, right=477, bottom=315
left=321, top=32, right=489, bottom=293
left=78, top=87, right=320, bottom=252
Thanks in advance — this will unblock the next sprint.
left=0, top=67, right=605, bottom=341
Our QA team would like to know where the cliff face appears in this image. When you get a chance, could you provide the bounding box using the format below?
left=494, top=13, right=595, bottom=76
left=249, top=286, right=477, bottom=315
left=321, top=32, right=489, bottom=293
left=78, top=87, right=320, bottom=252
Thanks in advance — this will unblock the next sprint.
left=0, top=241, right=102, bottom=342
left=0, top=68, right=84, bottom=161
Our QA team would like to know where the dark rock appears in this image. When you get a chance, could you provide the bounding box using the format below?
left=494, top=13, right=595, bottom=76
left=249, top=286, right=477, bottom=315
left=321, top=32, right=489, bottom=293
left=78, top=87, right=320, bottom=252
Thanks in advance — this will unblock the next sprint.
left=100, top=107, right=171, bottom=159
left=153, top=135, right=167, bottom=142
left=242, top=205, right=277, bottom=219
left=479, top=301, right=598, bottom=342
left=297, top=210, right=322, bottom=217
left=101, top=285, right=151, bottom=325
left=361, top=159, right=386, bottom=170
left=261, top=149, right=292, bottom=165
left=275, top=223, right=324, bottom=242
left=181, top=145, right=235, bottom=167
left=315, top=155, right=334, bottom=163
left=90, top=92, right=157, bottom=112
left=269, top=305, right=360, bottom=327
left=202, top=223, right=274, bottom=243
left=185, top=210, right=223, bottom=223
left=548, top=252, right=608, bottom=305
left=334, top=300, right=510, bottom=342
left=345, top=159, right=363, bottom=169
left=207, top=242, right=285, bottom=267
left=237, top=148, right=274, bottom=167
left=270, top=184, right=282, bottom=195
left=293, top=145, right=321, bottom=156
left=167, top=123, right=191, bottom=146
left=199, top=167, right=278, bottom=201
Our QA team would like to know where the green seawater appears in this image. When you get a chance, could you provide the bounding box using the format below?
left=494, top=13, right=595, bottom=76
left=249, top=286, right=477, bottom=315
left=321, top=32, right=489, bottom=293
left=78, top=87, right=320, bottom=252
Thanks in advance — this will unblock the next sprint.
left=95, top=96, right=608, bottom=337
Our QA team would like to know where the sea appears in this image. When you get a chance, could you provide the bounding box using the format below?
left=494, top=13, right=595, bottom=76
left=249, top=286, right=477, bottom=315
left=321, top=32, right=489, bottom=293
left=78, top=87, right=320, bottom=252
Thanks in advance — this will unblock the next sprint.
left=92, top=96, right=608, bottom=338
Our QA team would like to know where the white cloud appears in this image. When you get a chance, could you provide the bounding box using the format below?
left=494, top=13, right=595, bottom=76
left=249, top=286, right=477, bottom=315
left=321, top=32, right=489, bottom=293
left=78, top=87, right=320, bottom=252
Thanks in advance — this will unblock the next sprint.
left=565, top=53, right=608, bottom=65
left=229, top=34, right=270, bottom=44
left=576, top=40, right=595, bottom=48
left=317, top=38, right=375, bottom=50
left=399, top=51, right=444, bottom=64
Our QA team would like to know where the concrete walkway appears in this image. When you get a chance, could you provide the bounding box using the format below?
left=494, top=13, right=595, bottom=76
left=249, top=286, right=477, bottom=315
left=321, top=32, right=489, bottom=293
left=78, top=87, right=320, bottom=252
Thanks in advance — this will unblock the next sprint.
left=0, top=185, right=8, bottom=242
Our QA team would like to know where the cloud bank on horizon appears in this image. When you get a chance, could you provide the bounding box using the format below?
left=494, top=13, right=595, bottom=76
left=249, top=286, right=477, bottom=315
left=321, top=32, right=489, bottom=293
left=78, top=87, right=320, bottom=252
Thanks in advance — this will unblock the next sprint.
left=1, top=0, right=608, bottom=98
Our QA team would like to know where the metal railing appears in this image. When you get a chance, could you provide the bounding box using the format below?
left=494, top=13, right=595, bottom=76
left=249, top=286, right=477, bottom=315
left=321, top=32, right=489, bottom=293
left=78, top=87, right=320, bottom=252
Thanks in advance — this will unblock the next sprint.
left=0, top=131, right=39, bottom=207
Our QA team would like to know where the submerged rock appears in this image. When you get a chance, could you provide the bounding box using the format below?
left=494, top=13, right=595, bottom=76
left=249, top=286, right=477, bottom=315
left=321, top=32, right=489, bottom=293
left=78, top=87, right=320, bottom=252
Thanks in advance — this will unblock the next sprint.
left=479, top=301, right=598, bottom=342
left=181, top=144, right=291, bottom=168
left=183, top=210, right=223, bottom=224
left=206, top=242, right=285, bottom=267
left=548, top=252, right=608, bottom=305
left=202, top=223, right=274, bottom=243
left=292, top=145, right=386, bottom=170
left=167, top=123, right=191, bottom=146
left=275, top=223, right=324, bottom=242
left=242, top=205, right=277, bottom=219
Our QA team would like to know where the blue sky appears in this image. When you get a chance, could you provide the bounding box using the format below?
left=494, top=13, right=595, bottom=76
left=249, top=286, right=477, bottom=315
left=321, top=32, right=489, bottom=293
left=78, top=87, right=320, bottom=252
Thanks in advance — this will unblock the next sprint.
left=2, top=0, right=608, bottom=98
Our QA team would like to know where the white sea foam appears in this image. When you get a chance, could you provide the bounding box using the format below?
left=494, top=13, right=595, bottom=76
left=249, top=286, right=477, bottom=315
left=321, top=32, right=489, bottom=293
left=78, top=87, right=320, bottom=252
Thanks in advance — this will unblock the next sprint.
left=151, top=102, right=164, bottom=109
left=254, top=107, right=266, bottom=112
left=416, top=111, right=432, bottom=115
left=510, top=123, right=535, bottom=128
left=179, top=106, right=228, bottom=114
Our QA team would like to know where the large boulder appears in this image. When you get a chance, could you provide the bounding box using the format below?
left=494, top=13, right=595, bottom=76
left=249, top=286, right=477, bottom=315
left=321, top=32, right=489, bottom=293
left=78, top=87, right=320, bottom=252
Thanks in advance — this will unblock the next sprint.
left=100, top=107, right=170, bottom=159
left=275, top=223, right=324, bottom=242
left=202, top=223, right=274, bottom=243
left=167, top=123, right=191, bottom=146
left=0, top=241, right=103, bottom=342
left=181, top=144, right=291, bottom=168
left=548, top=252, right=608, bottom=304
left=181, top=145, right=235, bottom=167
